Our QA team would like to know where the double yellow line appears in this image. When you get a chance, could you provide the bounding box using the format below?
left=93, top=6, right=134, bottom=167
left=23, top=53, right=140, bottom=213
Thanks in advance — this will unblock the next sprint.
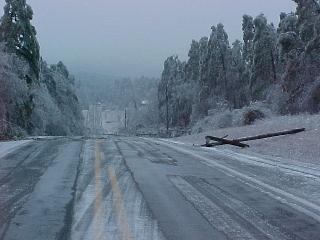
left=94, top=141, right=133, bottom=240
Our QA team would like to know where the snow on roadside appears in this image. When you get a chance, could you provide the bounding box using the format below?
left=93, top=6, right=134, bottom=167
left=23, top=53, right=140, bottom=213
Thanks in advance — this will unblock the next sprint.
left=0, top=140, right=32, bottom=159
left=174, top=114, right=320, bottom=165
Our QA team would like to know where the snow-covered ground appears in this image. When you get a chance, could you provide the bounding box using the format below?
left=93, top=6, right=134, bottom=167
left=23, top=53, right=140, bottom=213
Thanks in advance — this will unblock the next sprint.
left=0, top=140, right=32, bottom=159
left=174, top=114, right=320, bottom=165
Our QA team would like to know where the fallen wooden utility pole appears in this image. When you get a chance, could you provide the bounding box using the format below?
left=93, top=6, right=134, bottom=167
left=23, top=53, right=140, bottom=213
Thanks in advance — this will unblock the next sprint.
left=203, top=128, right=306, bottom=148
left=205, top=136, right=249, bottom=148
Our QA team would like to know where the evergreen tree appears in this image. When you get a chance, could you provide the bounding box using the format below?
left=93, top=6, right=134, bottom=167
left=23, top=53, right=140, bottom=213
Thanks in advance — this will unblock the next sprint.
left=294, top=0, right=320, bottom=43
left=186, top=40, right=200, bottom=82
left=278, top=12, right=298, bottom=34
left=242, top=15, right=254, bottom=67
left=229, top=40, right=248, bottom=108
left=250, top=14, right=278, bottom=100
left=278, top=12, right=299, bottom=73
left=278, top=0, right=320, bottom=113
left=197, top=37, right=209, bottom=117
left=205, top=24, right=231, bottom=97
left=158, top=56, right=194, bottom=129
left=216, top=23, right=231, bottom=95
left=0, top=0, right=40, bottom=82
left=157, top=0, right=320, bottom=128
left=158, top=56, right=180, bottom=128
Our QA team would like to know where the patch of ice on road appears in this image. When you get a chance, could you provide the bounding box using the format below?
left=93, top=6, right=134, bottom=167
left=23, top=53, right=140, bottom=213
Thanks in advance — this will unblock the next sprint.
left=0, top=140, right=32, bottom=159
left=4, top=141, right=82, bottom=240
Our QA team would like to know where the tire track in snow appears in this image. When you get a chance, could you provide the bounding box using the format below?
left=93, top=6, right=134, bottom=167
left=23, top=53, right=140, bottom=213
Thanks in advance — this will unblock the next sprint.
left=169, top=175, right=256, bottom=240
left=151, top=139, right=320, bottom=223
left=185, top=176, right=291, bottom=240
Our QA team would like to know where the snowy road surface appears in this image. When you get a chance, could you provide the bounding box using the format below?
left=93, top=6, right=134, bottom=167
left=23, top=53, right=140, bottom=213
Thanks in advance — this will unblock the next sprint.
left=1, top=136, right=320, bottom=239
left=0, top=140, right=32, bottom=159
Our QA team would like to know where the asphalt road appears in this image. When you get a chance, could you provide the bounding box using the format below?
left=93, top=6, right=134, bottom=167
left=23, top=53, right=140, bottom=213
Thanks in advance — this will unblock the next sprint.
left=1, top=136, right=320, bottom=240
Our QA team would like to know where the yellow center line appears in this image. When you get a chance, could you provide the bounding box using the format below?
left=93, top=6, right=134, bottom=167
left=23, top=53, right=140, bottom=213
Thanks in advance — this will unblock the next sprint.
left=94, top=141, right=105, bottom=240
left=108, top=166, right=134, bottom=240
left=94, top=140, right=133, bottom=240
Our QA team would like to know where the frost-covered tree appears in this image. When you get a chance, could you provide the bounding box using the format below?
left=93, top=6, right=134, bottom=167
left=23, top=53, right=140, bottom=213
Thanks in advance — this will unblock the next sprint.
left=35, top=61, right=84, bottom=135
left=277, top=12, right=299, bottom=74
left=228, top=40, right=249, bottom=108
left=0, top=0, right=40, bottom=82
left=157, top=0, right=320, bottom=130
left=158, top=56, right=193, bottom=128
left=199, top=37, right=209, bottom=82
left=0, top=0, right=84, bottom=136
left=278, top=0, right=320, bottom=113
left=0, top=0, right=41, bottom=135
left=215, top=23, right=231, bottom=94
left=0, top=43, right=29, bottom=134
left=185, top=40, right=200, bottom=82
left=250, top=14, right=278, bottom=100
left=294, top=0, right=320, bottom=43
left=197, top=37, right=210, bottom=117
left=205, top=24, right=231, bottom=96
left=278, top=12, right=298, bottom=34
left=242, top=15, right=254, bottom=67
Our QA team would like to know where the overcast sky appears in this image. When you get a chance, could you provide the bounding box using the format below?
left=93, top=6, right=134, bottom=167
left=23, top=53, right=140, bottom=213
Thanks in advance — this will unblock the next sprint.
left=0, top=0, right=296, bottom=78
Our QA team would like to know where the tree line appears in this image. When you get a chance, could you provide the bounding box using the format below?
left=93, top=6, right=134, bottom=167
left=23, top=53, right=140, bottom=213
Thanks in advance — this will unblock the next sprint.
left=158, top=0, right=320, bottom=129
left=0, top=0, right=83, bottom=137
